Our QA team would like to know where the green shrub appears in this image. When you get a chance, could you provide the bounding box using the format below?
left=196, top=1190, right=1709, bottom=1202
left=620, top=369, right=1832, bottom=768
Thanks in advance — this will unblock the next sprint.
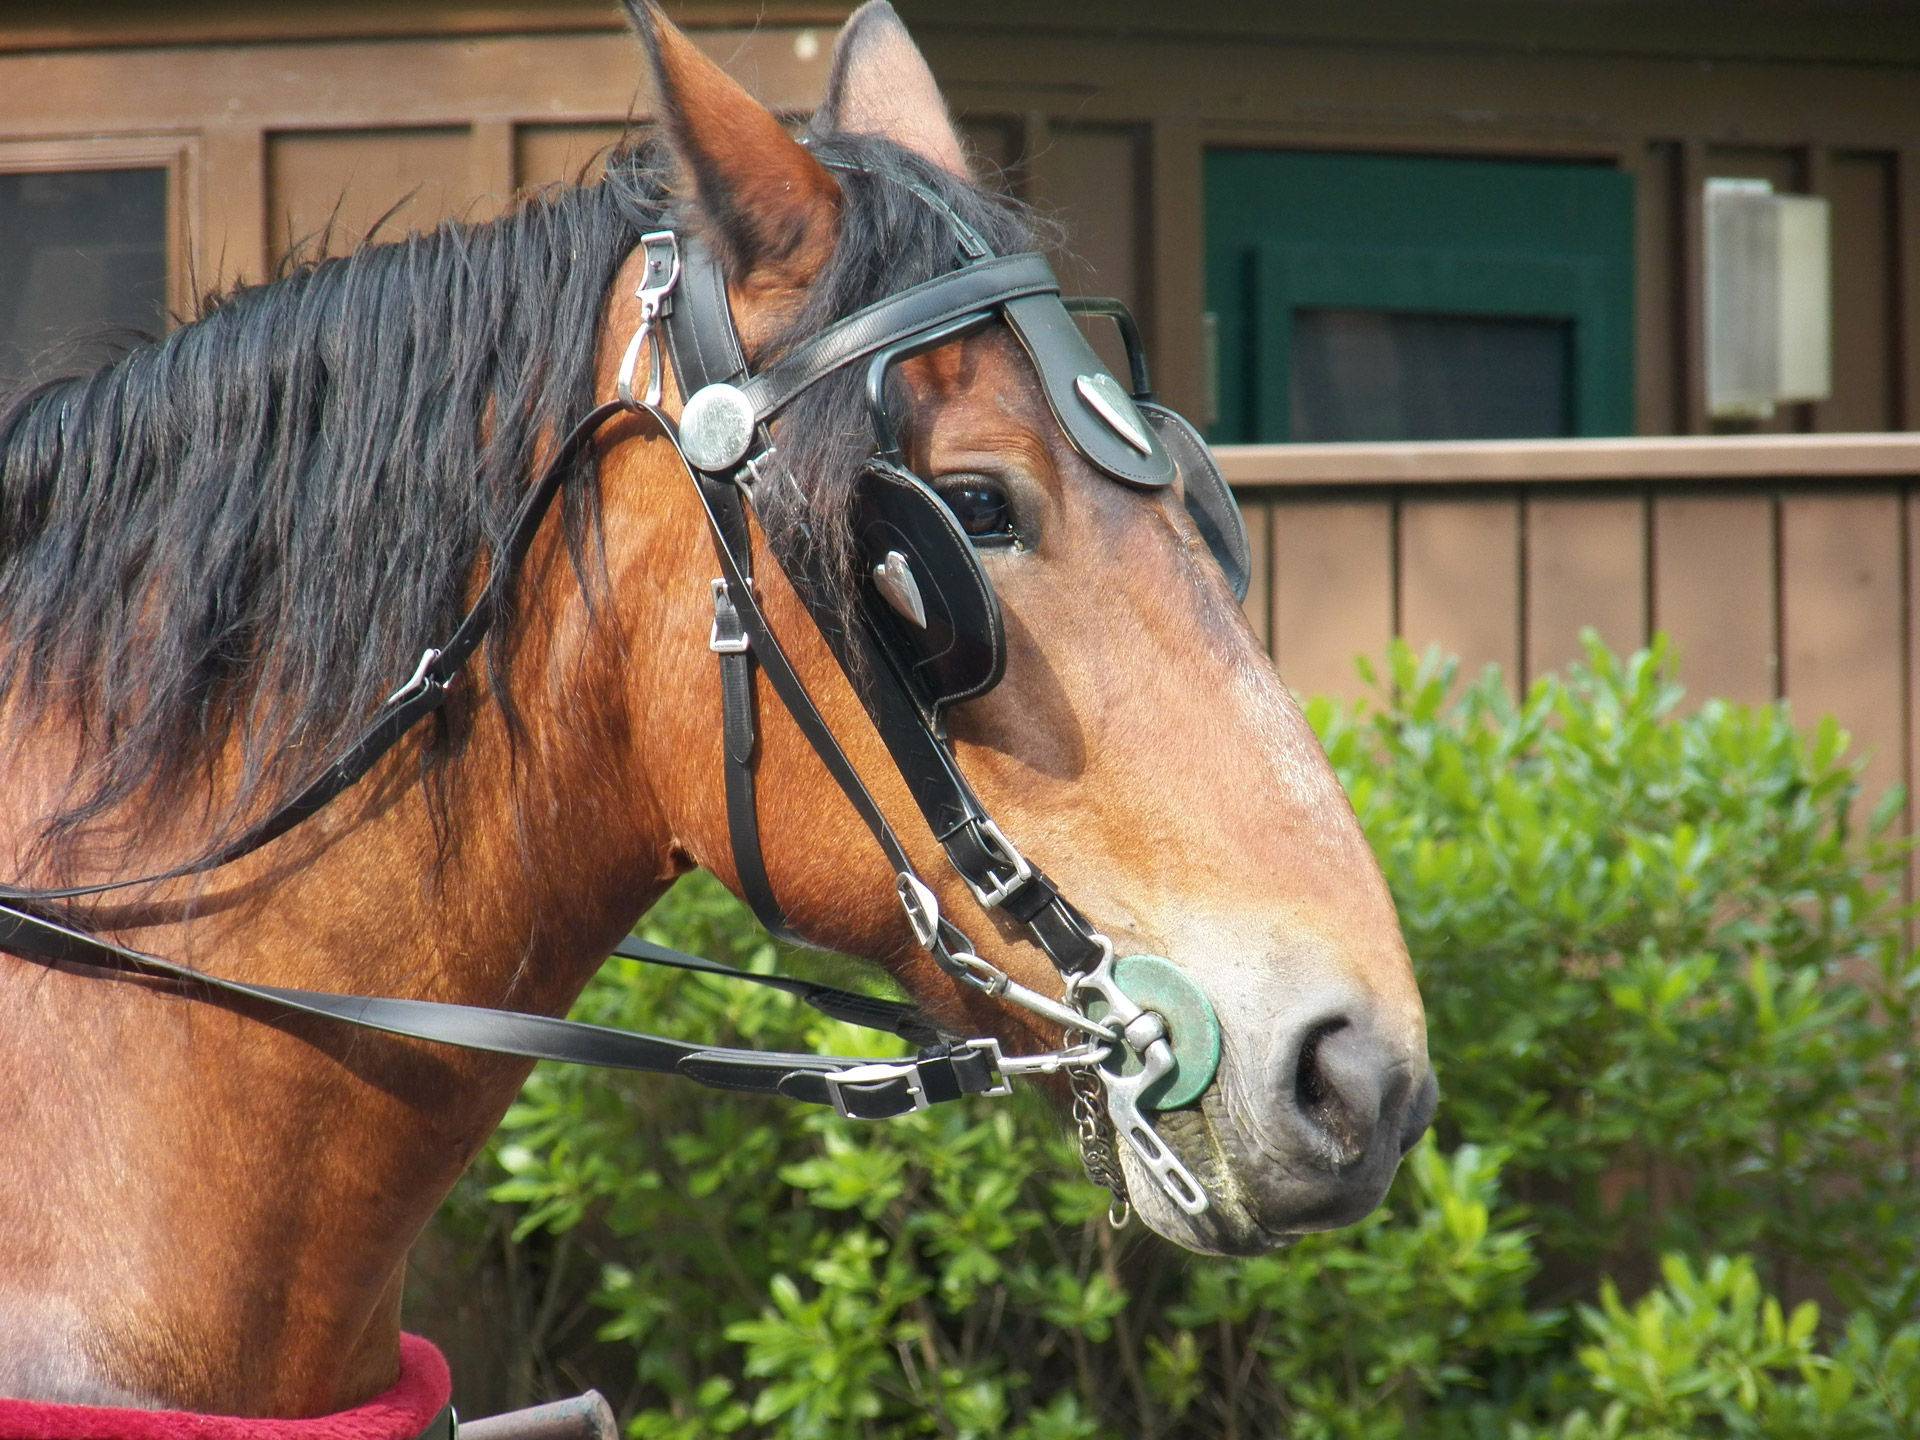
left=424, top=636, right=1920, bottom=1436
left=1316, top=638, right=1919, bottom=1292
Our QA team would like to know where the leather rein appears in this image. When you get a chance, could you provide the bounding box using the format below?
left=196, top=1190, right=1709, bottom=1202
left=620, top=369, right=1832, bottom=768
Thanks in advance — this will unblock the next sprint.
left=0, top=185, right=1213, bottom=1220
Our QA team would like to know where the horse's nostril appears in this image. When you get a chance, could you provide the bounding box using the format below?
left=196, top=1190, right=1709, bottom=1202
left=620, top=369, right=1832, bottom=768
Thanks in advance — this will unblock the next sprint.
left=1290, top=1017, right=1388, bottom=1168
left=1293, top=1018, right=1345, bottom=1111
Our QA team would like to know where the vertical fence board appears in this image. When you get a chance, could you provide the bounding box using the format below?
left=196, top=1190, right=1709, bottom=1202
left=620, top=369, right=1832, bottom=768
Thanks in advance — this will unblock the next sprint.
left=1782, top=493, right=1906, bottom=805
left=1525, top=494, right=1648, bottom=681
left=1651, top=494, right=1777, bottom=706
left=1909, top=495, right=1920, bottom=908
left=1270, top=498, right=1393, bottom=702
left=1399, top=497, right=1520, bottom=692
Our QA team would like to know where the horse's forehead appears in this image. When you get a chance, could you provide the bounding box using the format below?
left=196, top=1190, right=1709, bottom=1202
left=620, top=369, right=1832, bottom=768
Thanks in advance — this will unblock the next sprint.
left=904, top=332, right=1057, bottom=447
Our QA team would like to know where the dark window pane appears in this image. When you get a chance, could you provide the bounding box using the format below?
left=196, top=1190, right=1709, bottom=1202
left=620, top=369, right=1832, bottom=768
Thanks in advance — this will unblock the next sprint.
left=0, top=168, right=168, bottom=383
left=1289, top=307, right=1572, bottom=442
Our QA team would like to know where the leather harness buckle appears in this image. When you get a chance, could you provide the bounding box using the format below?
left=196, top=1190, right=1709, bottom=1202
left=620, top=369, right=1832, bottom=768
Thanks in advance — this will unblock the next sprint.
left=616, top=230, right=682, bottom=410
left=708, top=578, right=751, bottom=655
left=821, top=1037, right=1009, bottom=1119
left=823, top=1060, right=928, bottom=1120
left=958, top=817, right=1034, bottom=910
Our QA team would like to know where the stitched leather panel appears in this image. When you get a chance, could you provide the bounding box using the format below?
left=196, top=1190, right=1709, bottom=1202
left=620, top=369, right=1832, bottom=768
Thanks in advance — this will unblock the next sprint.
left=1001, top=294, right=1176, bottom=489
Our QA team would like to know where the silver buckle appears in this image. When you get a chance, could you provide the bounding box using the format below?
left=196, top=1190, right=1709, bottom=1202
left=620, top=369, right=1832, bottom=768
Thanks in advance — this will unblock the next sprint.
left=963, top=1037, right=1014, bottom=1098
left=708, top=578, right=750, bottom=654
left=822, top=1060, right=927, bottom=1120
left=616, top=231, right=681, bottom=410
left=957, top=818, right=1033, bottom=910
left=384, top=647, right=442, bottom=705
left=895, top=872, right=941, bottom=950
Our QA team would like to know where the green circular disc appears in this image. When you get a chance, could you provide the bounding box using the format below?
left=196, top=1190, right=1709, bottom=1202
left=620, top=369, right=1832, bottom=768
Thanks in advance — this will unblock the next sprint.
left=1111, top=954, right=1222, bottom=1111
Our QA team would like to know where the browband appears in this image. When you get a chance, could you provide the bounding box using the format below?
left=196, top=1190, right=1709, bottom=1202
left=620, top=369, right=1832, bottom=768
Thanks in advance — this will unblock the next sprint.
left=737, top=252, right=1059, bottom=424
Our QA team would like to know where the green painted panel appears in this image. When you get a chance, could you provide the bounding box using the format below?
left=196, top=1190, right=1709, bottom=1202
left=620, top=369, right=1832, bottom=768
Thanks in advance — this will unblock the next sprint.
left=1205, top=150, right=1635, bottom=441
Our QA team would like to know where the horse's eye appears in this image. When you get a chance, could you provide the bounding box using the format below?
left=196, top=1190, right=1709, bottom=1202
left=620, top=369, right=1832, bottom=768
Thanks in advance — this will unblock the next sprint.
left=939, top=478, right=1014, bottom=543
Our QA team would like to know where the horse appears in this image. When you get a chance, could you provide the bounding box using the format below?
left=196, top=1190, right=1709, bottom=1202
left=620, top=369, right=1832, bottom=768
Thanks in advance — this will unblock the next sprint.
left=0, top=1, right=1433, bottom=1419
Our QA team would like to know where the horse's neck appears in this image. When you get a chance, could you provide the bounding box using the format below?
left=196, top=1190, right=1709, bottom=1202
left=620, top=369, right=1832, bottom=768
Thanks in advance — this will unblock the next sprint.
left=0, top=529, right=682, bottom=1415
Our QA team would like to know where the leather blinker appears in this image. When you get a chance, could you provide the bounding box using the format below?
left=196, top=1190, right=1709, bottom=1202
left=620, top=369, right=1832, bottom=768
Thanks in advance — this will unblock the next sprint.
left=855, top=461, right=1006, bottom=711
left=1142, top=402, right=1252, bottom=604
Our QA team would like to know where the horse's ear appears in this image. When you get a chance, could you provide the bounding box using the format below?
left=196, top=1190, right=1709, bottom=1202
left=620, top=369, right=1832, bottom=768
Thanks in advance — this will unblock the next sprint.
left=812, top=1, right=971, bottom=180
left=624, top=1, right=839, bottom=287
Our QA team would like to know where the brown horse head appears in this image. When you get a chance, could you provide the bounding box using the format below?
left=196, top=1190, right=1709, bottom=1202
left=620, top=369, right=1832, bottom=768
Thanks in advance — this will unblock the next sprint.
left=615, top=0, right=1433, bottom=1254
left=0, top=0, right=1429, bottom=1414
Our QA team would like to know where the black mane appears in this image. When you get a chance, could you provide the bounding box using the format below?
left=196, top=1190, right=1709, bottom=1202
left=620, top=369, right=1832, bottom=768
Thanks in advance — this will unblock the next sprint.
left=0, top=132, right=1036, bottom=871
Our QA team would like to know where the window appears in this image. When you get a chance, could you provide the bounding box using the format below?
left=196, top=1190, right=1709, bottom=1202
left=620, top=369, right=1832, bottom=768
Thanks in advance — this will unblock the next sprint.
left=1205, top=150, right=1634, bottom=442
left=1290, top=308, right=1573, bottom=441
left=0, top=166, right=169, bottom=382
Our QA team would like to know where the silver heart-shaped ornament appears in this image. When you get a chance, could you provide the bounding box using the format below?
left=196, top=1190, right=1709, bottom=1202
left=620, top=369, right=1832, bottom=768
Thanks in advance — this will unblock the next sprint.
left=1075, top=371, right=1154, bottom=455
left=872, top=550, right=928, bottom=629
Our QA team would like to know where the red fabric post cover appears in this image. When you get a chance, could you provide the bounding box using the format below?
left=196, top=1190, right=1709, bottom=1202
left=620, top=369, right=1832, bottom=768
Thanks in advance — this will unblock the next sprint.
left=0, top=1335, right=450, bottom=1440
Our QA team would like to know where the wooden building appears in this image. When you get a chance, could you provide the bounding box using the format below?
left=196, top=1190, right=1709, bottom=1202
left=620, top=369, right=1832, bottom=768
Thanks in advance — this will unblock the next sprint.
left=5, top=0, right=1920, bottom=806
left=3, top=1, right=1917, bottom=429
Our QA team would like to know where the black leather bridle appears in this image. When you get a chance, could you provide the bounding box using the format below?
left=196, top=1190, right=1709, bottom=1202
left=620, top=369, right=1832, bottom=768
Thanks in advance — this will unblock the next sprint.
left=0, top=171, right=1247, bottom=1219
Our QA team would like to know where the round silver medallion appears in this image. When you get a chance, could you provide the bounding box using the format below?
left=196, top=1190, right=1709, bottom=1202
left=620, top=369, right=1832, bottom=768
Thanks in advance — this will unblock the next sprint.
left=679, top=383, right=757, bottom=473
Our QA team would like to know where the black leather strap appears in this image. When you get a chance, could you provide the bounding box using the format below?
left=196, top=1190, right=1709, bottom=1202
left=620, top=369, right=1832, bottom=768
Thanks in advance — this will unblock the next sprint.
left=658, top=237, right=801, bottom=944
left=607, top=935, right=944, bottom=1045
left=667, top=421, right=921, bottom=887
left=711, top=577, right=804, bottom=945
left=737, top=253, right=1058, bottom=427
left=661, top=231, right=749, bottom=393
left=0, top=906, right=984, bottom=1118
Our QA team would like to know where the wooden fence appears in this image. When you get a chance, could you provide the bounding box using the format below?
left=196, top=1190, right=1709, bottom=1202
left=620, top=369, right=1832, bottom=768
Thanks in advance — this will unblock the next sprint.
left=1222, top=433, right=1920, bottom=813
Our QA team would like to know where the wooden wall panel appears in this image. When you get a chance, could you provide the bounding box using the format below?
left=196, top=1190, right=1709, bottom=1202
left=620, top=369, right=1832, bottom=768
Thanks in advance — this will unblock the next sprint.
left=1909, top=495, right=1920, bottom=853
left=199, top=125, right=267, bottom=287
left=1030, top=123, right=1144, bottom=382
left=1901, top=149, right=1920, bottom=431
left=1526, top=494, right=1648, bottom=681
left=468, top=120, right=514, bottom=221
left=1270, top=498, right=1394, bottom=702
left=1399, top=497, right=1520, bottom=692
left=1651, top=494, right=1778, bottom=705
left=1782, top=493, right=1906, bottom=802
left=1032, top=124, right=1143, bottom=307
left=267, top=127, right=471, bottom=263
left=515, top=122, right=629, bottom=188
left=1818, top=153, right=1897, bottom=434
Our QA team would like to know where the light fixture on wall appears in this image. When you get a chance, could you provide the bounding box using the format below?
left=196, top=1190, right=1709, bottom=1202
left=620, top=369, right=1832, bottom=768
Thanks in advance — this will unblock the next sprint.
left=1704, top=177, right=1831, bottom=420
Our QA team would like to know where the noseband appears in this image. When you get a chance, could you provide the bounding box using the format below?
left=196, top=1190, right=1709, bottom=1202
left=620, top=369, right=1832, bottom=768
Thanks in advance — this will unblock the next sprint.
left=0, top=168, right=1249, bottom=1222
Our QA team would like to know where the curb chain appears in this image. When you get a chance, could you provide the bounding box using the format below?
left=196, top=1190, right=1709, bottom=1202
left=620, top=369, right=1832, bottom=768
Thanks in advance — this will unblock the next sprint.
left=1069, top=1061, right=1131, bottom=1229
